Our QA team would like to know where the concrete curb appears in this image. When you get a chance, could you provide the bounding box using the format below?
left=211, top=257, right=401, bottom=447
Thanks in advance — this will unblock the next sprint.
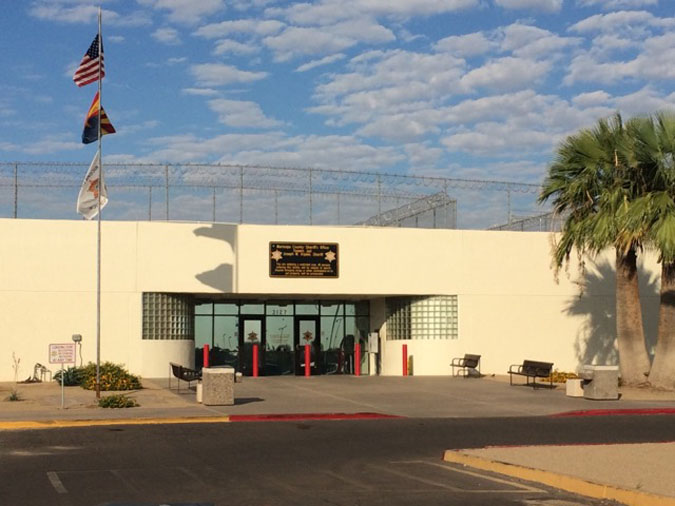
left=0, top=416, right=230, bottom=431
left=443, top=449, right=675, bottom=506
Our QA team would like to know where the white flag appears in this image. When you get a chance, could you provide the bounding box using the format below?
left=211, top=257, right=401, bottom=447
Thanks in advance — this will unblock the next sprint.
left=76, top=150, right=108, bottom=219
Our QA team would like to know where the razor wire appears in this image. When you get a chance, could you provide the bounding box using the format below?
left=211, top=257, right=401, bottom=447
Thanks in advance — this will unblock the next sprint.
left=0, top=162, right=545, bottom=229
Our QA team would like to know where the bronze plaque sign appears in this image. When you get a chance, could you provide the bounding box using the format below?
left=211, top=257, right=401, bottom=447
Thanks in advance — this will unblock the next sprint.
left=270, top=242, right=339, bottom=278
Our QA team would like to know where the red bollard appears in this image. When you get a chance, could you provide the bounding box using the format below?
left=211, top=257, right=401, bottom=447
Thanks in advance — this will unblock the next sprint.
left=305, top=344, right=311, bottom=377
left=354, top=343, right=361, bottom=377
left=402, top=344, right=408, bottom=376
left=203, top=344, right=210, bottom=369
left=252, top=343, right=259, bottom=377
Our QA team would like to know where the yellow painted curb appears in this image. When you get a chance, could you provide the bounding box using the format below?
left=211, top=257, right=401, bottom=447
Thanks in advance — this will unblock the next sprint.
left=443, top=450, right=675, bottom=506
left=0, top=416, right=230, bottom=431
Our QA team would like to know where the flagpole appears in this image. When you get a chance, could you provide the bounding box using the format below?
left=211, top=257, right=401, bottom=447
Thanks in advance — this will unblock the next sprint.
left=95, top=5, right=102, bottom=400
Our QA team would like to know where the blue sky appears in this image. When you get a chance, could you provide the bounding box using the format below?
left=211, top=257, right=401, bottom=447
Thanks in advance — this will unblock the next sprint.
left=1, top=0, right=674, bottom=189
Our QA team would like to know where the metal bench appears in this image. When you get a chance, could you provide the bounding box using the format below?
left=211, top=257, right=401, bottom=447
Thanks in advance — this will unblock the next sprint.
left=169, top=362, right=201, bottom=391
left=451, top=354, right=481, bottom=377
left=508, top=360, right=554, bottom=389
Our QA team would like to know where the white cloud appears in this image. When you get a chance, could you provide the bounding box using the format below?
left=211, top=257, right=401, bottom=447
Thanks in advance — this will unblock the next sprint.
left=263, top=19, right=394, bottom=61
left=190, top=63, right=268, bottom=86
left=568, top=10, right=668, bottom=33
left=499, top=23, right=581, bottom=59
left=270, top=0, right=479, bottom=24
left=21, top=136, right=84, bottom=155
left=494, top=0, right=562, bottom=12
left=195, top=19, right=285, bottom=39
left=572, top=90, right=612, bottom=106
left=152, top=27, right=181, bottom=45
left=29, top=3, right=150, bottom=26
left=614, top=86, right=675, bottom=116
left=141, top=132, right=404, bottom=170
left=182, top=88, right=220, bottom=96
left=459, top=57, right=551, bottom=92
left=213, top=39, right=259, bottom=56
left=441, top=121, right=557, bottom=155
left=108, top=35, right=125, bottom=43
left=137, top=0, right=225, bottom=24
left=576, top=0, right=657, bottom=9
left=566, top=32, right=675, bottom=84
left=207, top=99, right=283, bottom=128
left=434, top=33, right=493, bottom=57
left=295, top=54, right=346, bottom=72
left=167, top=57, right=187, bottom=65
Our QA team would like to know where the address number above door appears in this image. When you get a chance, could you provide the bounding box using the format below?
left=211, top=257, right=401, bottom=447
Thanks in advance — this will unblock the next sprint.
left=269, top=242, right=339, bottom=278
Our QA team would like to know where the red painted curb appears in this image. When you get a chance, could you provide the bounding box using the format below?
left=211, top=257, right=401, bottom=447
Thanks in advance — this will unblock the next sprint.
left=229, top=412, right=402, bottom=422
left=551, top=407, right=675, bottom=418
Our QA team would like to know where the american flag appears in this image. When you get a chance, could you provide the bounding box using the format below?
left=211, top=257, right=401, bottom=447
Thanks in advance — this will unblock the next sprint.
left=73, top=34, right=105, bottom=87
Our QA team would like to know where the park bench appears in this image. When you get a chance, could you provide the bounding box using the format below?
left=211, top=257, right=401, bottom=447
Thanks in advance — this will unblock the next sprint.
left=451, top=353, right=481, bottom=377
left=508, top=360, right=554, bottom=389
left=169, top=362, right=201, bottom=391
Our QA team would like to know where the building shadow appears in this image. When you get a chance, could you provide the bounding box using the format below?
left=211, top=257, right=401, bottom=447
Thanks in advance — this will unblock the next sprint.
left=193, top=224, right=236, bottom=292
left=565, top=260, right=659, bottom=368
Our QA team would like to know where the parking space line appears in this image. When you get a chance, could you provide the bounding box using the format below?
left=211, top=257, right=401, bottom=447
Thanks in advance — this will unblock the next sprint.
left=321, top=469, right=376, bottom=491
left=418, top=461, right=544, bottom=493
left=47, top=471, right=68, bottom=494
left=374, top=464, right=462, bottom=491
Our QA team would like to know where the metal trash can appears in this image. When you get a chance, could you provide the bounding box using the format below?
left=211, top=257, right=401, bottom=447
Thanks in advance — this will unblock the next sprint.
left=579, top=365, right=619, bottom=400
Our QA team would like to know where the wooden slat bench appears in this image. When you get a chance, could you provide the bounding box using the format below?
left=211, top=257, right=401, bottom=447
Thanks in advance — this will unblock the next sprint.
left=451, top=353, right=481, bottom=377
left=508, top=360, right=554, bottom=389
left=169, top=362, right=202, bottom=391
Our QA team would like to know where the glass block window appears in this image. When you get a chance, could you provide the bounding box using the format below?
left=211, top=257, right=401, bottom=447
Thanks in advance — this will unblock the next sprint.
left=142, top=293, right=194, bottom=340
left=385, top=296, right=458, bottom=340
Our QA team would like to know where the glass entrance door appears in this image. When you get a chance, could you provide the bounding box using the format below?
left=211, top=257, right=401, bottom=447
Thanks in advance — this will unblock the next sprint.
left=294, top=316, right=321, bottom=375
left=239, top=316, right=265, bottom=376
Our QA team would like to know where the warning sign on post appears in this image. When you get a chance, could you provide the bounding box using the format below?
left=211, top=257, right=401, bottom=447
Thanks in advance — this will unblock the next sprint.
left=49, top=343, right=76, bottom=364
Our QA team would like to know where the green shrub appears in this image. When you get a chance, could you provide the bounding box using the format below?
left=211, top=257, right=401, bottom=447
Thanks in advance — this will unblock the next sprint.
left=79, top=362, right=142, bottom=391
left=53, top=366, right=86, bottom=386
left=6, top=389, right=21, bottom=401
left=98, top=394, right=139, bottom=408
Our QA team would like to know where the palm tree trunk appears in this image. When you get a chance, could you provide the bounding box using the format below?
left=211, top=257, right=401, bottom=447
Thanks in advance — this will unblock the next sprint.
left=647, top=262, right=675, bottom=390
left=615, top=247, right=651, bottom=385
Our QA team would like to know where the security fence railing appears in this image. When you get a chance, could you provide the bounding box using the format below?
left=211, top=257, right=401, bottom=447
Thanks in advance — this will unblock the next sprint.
left=0, top=162, right=545, bottom=230
left=488, top=211, right=565, bottom=232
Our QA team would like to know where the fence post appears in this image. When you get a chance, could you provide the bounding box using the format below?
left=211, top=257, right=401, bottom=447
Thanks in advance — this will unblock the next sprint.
left=164, top=164, right=169, bottom=221
left=13, top=163, right=18, bottom=219
left=275, top=190, right=279, bottom=225
left=402, top=344, right=408, bottom=376
left=239, top=166, right=244, bottom=224
left=377, top=174, right=382, bottom=225
left=212, top=186, right=216, bottom=223
left=309, top=167, right=313, bottom=225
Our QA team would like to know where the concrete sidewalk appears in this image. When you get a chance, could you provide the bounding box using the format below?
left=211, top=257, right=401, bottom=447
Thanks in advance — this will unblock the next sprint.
left=2, top=375, right=675, bottom=505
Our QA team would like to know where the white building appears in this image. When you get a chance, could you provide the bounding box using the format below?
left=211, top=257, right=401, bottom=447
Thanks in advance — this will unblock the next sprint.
left=0, top=218, right=660, bottom=382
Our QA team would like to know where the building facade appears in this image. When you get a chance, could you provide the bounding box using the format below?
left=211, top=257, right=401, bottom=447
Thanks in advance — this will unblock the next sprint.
left=0, top=219, right=660, bottom=382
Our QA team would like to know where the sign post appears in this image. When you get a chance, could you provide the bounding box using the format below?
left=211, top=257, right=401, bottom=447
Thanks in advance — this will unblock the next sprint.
left=49, top=343, right=77, bottom=409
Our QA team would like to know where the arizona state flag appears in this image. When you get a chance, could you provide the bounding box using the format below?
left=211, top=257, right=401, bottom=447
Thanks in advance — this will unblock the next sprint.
left=82, top=92, right=115, bottom=144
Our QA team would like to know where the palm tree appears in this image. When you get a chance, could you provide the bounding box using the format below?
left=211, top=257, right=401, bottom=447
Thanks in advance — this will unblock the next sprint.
left=539, top=114, right=651, bottom=385
left=623, top=113, right=675, bottom=389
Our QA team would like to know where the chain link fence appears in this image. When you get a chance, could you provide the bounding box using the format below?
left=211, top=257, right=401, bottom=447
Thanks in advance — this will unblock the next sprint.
left=0, top=162, right=545, bottom=230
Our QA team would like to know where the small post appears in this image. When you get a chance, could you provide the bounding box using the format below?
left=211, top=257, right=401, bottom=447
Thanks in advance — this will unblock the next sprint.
left=60, top=363, right=65, bottom=409
left=252, top=344, right=259, bottom=377
left=305, top=344, right=311, bottom=377
left=402, top=344, right=408, bottom=377
left=203, top=344, right=210, bottom=369
left=13, top=163, right=18, bottom=219
left=354, top=343, right=361, bottom=377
